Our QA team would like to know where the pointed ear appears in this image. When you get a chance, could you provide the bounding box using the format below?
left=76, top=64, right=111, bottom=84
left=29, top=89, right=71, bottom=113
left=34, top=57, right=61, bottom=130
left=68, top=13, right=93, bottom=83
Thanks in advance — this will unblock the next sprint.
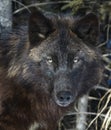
left=28, top=9, right=54, bottom=46
left=73, top=13, right=99, bottom=45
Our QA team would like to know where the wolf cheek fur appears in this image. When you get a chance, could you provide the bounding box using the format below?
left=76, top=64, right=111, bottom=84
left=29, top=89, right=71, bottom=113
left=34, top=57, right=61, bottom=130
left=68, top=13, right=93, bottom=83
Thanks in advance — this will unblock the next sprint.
left=0, top=10, right=103, bottom=130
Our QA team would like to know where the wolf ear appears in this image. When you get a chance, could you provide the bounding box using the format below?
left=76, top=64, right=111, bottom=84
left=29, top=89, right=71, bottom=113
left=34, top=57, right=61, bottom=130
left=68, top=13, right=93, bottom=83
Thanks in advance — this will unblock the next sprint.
left=28, top=9, right=54, bottom=46
left=73, top=13, right=99, bottom=44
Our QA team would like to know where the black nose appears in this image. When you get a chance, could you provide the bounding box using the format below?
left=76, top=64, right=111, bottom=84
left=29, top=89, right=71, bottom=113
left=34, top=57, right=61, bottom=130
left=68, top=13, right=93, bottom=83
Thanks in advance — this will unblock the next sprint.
left=57, top=91, right=73, bottom=103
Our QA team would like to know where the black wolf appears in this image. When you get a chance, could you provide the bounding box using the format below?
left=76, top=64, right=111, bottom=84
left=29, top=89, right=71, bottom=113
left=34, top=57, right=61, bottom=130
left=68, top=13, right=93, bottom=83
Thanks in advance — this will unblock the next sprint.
left=0, top=10, right=103, bottom=130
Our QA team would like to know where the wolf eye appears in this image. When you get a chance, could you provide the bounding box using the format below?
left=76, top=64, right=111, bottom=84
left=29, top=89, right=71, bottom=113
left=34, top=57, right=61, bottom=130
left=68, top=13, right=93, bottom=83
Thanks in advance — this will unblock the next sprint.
left=46, top=56, right=53, bottom=64
left=73, top=57, right=79, bottom=63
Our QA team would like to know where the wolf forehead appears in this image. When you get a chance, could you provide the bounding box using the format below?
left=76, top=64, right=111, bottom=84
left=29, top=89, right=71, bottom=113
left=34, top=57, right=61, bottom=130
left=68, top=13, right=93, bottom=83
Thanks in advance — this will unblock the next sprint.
left=29, top=30, right=82, bottom=55
left=29, top=22, right=94, bottom=63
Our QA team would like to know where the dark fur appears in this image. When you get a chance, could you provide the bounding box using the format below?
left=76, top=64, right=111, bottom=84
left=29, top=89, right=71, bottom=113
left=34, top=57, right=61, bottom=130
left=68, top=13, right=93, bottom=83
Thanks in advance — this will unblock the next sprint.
left=0, top=10, right=103, bottom=130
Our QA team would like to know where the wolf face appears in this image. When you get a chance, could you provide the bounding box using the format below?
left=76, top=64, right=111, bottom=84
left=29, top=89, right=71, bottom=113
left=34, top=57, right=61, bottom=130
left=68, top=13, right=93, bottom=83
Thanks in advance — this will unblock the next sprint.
left=28, top=10, right=103, bottom=107
left=6, top=10, right=103, bottom=108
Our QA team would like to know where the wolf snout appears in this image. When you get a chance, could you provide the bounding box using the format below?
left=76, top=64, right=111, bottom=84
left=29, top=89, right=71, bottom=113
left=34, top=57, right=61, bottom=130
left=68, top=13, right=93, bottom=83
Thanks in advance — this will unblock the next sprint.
left=56, top=91, right=74, bottom=107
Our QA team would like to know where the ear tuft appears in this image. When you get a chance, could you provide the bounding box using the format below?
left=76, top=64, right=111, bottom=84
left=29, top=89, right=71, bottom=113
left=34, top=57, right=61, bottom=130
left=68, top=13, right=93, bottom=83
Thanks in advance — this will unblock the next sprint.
left=73, top=13, right=99, bottom=45
left=28, top=9, right=54, bottom=46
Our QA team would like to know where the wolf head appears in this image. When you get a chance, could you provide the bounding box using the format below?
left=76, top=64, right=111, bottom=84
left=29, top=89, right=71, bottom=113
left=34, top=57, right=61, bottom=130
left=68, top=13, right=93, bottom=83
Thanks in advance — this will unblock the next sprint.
left=7, top=10, right=103, bottom=107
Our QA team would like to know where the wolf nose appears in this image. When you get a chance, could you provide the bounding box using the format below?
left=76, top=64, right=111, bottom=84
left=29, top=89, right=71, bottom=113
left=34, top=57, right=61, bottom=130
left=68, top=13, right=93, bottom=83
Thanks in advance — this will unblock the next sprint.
left=57, top=91, right=73, bottom=103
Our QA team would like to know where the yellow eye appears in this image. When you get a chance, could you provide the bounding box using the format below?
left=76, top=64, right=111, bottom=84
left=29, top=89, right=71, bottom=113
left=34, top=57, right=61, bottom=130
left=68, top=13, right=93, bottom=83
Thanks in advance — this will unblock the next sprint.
left=47, top=56, right=53, bottom=64
left=73, top=57, right=79, bottom=63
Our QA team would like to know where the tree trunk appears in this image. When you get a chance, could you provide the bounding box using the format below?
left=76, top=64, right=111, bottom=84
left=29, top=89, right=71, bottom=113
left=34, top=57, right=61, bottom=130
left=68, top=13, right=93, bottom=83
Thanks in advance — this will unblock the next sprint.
left=0, top=0, right=12, bottom=34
